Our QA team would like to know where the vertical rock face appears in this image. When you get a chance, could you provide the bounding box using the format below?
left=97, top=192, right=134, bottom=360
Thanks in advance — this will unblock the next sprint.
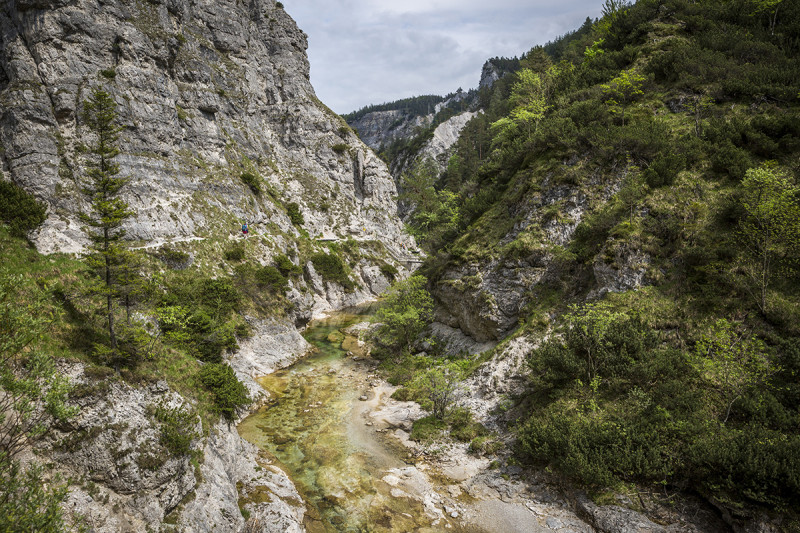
left=347, top=109, right=433, bottom=152
left=479, top=60, right=503, bottom=89
left=0, top=0, right=412, bottom=256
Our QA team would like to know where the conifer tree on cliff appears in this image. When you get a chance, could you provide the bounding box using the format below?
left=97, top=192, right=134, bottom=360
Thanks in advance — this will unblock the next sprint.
left=79, top=87, right=134, bottom=372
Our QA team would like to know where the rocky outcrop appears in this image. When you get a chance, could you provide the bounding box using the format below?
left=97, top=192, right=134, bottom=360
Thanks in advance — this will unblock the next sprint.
left=591, top=245, right=651, bottom=298
left=434, top=261, right=546, bottom=342
left=348, top=109, right=432, bottom=152
left=179, top=425, right=305, bottom=533
left=0, top=0, right=414, bottom=260
left=50, top=367, right=199, bottom=529
left=417, top=111, right=478, bottom=170
left=229, top=317, right=310, bottom=399
left=479, top=60, right=504, bottom=90
left=48, top=320, right=310, bottom=532
left=346, top=91, right=476, bottom=155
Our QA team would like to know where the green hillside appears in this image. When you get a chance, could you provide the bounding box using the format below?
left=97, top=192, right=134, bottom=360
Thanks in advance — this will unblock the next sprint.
left=402, top=0, right=800, bottom=523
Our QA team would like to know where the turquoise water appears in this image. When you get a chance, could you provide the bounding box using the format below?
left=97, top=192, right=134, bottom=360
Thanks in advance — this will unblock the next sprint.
left=238, top=307, right=453, bottom=532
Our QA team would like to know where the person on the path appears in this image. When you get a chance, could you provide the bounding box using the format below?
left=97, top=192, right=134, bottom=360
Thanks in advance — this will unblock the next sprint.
left=242, top=222, right=249, bottom=236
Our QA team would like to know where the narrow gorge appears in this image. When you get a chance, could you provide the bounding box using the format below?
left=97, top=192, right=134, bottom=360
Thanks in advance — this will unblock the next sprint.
left=1, top=0, right=799, bottom=532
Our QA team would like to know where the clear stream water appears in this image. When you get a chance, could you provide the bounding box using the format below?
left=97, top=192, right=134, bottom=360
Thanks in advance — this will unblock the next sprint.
left=237, top=307, right=460, bottom=532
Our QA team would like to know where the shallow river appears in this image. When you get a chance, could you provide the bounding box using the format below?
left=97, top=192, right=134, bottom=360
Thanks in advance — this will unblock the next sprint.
left=237, top=307, right=463, bottom=532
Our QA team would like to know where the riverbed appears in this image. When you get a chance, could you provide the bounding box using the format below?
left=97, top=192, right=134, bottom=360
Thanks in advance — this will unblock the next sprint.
left=238, top=308, right=585, bottom=533
left=237, top=308, right=453, bottom=531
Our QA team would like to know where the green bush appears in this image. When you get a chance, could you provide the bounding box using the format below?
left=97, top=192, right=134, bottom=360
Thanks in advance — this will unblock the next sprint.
left=688, top=423, right=800, bottom=510
left=331, top=143, right=349, bottom=154
left=310, top=252, right=353, bottom=290
left=274, top=254, right=302, bottom=277
left=255, top=265, right=287, bottom=293
left=186, top=310, right=238, bottom=363
left=100, top=68, right=116, bottom=79
left=469, top=435, right=502, bottom=455
left=643, top=153, right=685, bottom=188
left=710, top=142, right=751, bottom=180
left=371, top=275, right=434, bottom=354
left=410, top=415, right=447, bottom=443
left=0, top=180, right=47, bottom=238
left=0, top=456, right=68, bottom=532
left=155, top=246, right=191, bottom=269
left=155, top=305, right=238, bottom=363
left=153, top=403, right=199, bottom=456
left=224, top=243, right=245, bottom=262
left=157, top=275, right=243, bottom=362
left=379, top=262, right=399, bottom=281
left=198, top=278, right=240, bottom=319
left=240, top=172, right=261, bottom=195
left=448, top=407, right=489, bottom=442
left=199, top=363, right=250, bottom=420
left=286, top=202, right=304, bottom=226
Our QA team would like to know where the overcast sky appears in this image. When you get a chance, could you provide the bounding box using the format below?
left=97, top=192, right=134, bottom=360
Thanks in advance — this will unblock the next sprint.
left=286, top=1, right=603, bottom=114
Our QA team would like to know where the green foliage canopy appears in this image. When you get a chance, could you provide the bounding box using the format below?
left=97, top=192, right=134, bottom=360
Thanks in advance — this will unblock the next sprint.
left=372, top=275, right=434, bottom=354
left=0, top=180, right=46, bottom=239
left=199, top=363, right=249, bottom=420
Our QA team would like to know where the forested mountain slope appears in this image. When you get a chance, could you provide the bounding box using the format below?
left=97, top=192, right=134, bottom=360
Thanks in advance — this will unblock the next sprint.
left=395, top=0, right=800, bottom=528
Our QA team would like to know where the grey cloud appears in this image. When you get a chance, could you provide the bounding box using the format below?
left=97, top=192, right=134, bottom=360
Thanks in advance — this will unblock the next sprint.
left=287, top=1, right=602, bottom=113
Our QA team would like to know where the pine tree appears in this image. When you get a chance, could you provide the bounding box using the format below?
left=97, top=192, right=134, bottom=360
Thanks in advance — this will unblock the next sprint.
left=79, top=87, right=134, bottom=372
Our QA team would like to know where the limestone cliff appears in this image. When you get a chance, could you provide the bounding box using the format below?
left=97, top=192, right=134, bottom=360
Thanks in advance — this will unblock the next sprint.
left=0, top=0, right=412, bottom=261
left=0, top=1, right=416, bottom=530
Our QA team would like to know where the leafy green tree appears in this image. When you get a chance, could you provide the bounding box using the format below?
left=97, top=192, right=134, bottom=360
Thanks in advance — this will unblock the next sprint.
left=689, top=319, right=774, bottom=423
left=0, top=456, right=70, bottom=533
left=749, top=0, right=783, bottom=34
left=412, top=363, right=463, bottom=420
left=583, top=38, right=605, bottom=61
left=492, top=68, right=549, bottom=141
left=601, top=69, right=645, bottom=126
left=737, top=165, right=800, bottom=314
left=510, top=69, right=549, bottom=133
left=533, top=303, right=650, bottom=386
left=79, top=87, right=134, bottom=372
left=400, top=157, right=460, bottom=250
left=372, top=275, right=434, bottom=355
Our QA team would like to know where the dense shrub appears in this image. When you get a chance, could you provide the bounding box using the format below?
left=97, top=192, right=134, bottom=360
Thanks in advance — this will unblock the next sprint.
left=240, top=172, right=261, bottom=194
left=0, top=456, right=68, bottom=532
left=643, top=153, right=685, bottom=188
left=688, top=424, right=800, bottom=510
left=310, top=251, right=353, bottom=290
left=255, top=265, right=287, bottom=293
left=274, top=254, right=301, bottom=277
left=153, top=403, right=199, bottom=455
left=0, top=180, right=47, bottom=238
left=286, top=202, right=304, bottom=226
left=155, top=246, right=191, bottom=269
left=224, top=242, right=245, bottom=261
left=199, top=363, right=250, bottom=420
left=197, top=278, right=240, bottom=319
left=710, top=141, right=751, bottom=180
left=157, top=277, right=241, bottom=362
